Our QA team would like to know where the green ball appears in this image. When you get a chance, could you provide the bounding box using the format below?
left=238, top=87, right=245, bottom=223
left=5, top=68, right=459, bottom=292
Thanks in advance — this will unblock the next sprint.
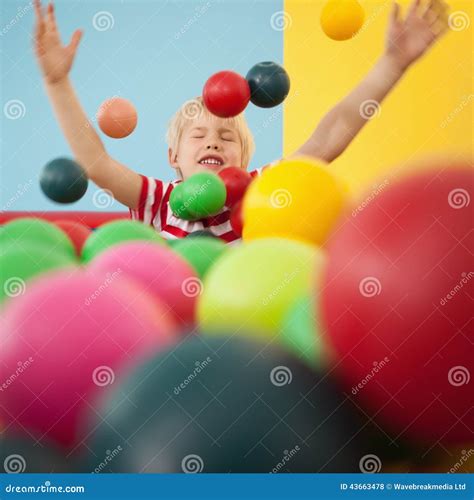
left=171, top=237, right=226, bottom=278
left=0, top=218, right=76, bottom=259
left=198, top=238, right=325, bottom=338
left=0, top=243, right=76, bottom=305
left=280, top=295, right=323, bottom=368
left=169, top=183, right=196, bottom=221
left=81, top=220, right=165, bottom=263
left=180, top=172, right=226, bottom=219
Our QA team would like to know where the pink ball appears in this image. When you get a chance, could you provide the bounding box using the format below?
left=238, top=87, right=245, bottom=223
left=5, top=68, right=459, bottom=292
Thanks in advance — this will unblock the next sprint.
left=88, top=242, right=199, bottom=330
left=0, top=270, right=177, bottom=448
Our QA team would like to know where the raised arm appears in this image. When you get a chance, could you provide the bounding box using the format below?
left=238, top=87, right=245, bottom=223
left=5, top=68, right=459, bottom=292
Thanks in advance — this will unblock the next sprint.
left=33, top=0, right=142, bottom=209
left=291, top=0, right=448, bottom=164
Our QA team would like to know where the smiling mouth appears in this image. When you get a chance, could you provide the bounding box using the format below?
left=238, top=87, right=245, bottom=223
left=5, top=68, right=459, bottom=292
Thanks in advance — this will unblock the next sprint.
left=198, top=155, right=224, bottom=167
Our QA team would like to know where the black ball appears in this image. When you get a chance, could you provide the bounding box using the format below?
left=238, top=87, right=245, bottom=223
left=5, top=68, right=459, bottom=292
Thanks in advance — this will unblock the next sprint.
left=40, top=157, right=88, bottom=204
left=186, top=230, right=218, bottom=239
left=246, top=61, right=290, bottom=108
left=84, top=336, right=373, bottom=472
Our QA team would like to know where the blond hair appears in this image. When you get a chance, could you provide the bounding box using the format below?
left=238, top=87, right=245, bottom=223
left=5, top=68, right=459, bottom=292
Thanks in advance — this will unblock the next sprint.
left=165, top=96, right=255, bottom=168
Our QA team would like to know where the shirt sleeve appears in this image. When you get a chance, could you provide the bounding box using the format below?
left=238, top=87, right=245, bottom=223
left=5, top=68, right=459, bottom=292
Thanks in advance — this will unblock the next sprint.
left=129, top=175, right=167, bottom=226
left=249, top=160, right=280, bottom=178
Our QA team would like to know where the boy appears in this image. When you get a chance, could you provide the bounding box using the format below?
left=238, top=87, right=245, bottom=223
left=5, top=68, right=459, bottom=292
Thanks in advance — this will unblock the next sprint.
left=33, top=0, right=448, bottom=242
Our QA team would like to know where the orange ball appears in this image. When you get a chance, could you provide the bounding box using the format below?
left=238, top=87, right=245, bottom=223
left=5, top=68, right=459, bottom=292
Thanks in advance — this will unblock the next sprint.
left=97, top=97, right=138, bottom=139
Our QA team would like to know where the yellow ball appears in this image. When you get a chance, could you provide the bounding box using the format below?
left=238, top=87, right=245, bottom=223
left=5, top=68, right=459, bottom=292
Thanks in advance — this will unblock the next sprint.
left=242, top=157, right=348, bottom=246
left=320, top=0, right=365, bottom=41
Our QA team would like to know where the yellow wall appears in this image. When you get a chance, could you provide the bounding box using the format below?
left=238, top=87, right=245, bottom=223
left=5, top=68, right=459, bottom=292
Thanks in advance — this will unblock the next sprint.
left=283, top=0, right=473, bottom=193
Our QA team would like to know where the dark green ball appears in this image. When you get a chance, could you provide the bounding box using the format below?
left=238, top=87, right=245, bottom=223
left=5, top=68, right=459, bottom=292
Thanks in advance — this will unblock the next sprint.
left=40, top=157, right=88, bottom=204
left=84, top=336, right=371, bottom=472
left=246, top=61, right=290, bottom=108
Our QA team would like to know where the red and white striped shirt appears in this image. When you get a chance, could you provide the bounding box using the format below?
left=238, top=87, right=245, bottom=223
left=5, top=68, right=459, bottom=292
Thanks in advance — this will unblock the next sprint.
left=129, top=166, right=269, bottom=243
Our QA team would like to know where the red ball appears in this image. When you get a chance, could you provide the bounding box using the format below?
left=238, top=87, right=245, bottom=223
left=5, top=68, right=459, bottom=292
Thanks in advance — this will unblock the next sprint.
left=321, top=164, right=473, bottom=445
left=55, top=220, right=91, bottom=256
left=230, top=200, right=243, bottom=237
left=203, top=71, right=250, bottom=118
left=218, top=167, right=252, bottom=207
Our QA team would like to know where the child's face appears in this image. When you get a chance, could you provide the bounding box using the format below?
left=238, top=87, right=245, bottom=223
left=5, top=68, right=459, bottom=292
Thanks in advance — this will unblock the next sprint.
left=169, top=114, right=243, bottom=180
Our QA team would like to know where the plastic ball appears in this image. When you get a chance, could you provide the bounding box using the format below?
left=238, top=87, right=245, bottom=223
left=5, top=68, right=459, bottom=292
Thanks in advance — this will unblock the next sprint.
left=171, top=237, right=226, bottom=279
left=198, top=238, right=324, bottom=337
left=171, top=172, right=226, bottom=220
left=246, top=61, right=290, bottom=108
left=0, top=243, right=76, bottom=305
left=0, top=270, right=178, bottom=447
left=81, top=220, right=165, bottom=263
left=230, top=200, right=243, bottom=237
left=203, top=71, right=250, bottom=118
left=85, top=336, right=371, bottom=472
left=88, top=242, right=199, bottom=330
left=321, top=0, right=365, bottom=41
left=55, top=220, right=91, bottom=256
left=40, top=157, right=88, bottom=204
left=280, top=295, right=325, bottom=369
left=1, top=218, right=76, bottom=259
left=243, top=157, right=348, bottom=245
left=186, top=230, right=219, bottom=239
left=322, top=164, right=473, bottom=444
left=218, top=166, right=252, bottom=207
left=169, top=183, right=195, bottom=221
left=97, top=97, right=138, bottom=139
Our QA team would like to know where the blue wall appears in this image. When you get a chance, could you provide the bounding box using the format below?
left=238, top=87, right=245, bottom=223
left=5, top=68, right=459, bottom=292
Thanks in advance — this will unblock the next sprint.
left=0, top=0, right=283, bottom=211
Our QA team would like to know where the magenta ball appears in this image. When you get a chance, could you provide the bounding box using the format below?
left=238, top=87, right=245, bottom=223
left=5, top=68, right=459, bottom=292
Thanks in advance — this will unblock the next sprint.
left=87, top=242, right=199, bottom=330
left=0, top=270, right=178, bottom=448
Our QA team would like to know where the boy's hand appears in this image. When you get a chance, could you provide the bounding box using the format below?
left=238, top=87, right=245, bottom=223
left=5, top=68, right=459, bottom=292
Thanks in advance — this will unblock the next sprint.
left=386, top=0, right=449, bottom=72
left=33, top=0, right=83, bottom=85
